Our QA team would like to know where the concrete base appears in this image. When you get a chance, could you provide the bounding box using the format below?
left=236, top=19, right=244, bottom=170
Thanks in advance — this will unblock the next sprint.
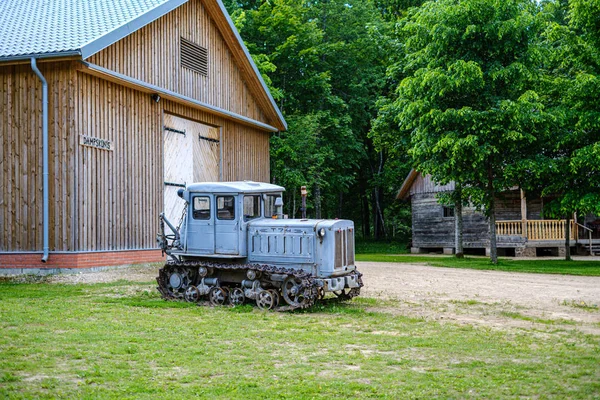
left=443, top=247, right=455, bottom=255
left=0, top=249, right=164, bottom=275
left=558, top=246, right=566, bottom=257
left=515, top=246, right=536, bottom=257
left=0, top=264, right=154, bottom=277
left=411, top=247, right=423, bottom=254
left=485, top=248, right=491, bottom=257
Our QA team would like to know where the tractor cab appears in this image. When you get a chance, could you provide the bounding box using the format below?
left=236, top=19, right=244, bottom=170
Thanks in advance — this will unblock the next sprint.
left=164, top=181, right=285, bottom=258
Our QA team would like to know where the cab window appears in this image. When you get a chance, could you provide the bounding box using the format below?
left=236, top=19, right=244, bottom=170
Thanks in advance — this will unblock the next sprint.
left=192, top=196, right=210, bottom=220
left=243, top=195, right=261, bottom=221
left=217, top=196, right=235, bottom=220
left=264, top=194, right=282, bottom=218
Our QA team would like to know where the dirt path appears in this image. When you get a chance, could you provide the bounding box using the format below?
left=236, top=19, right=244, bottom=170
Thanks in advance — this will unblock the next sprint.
left=360, top=262, right=600, bottom=334
left=50, top=261, right=600, bottom=333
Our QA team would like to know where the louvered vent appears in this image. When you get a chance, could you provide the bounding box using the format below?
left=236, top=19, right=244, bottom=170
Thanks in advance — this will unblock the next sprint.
left=180, top=37, right=208, bottom=76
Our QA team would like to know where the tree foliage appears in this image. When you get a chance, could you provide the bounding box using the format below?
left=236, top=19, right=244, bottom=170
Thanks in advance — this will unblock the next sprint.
left=225, top=0, right=599, bottom=252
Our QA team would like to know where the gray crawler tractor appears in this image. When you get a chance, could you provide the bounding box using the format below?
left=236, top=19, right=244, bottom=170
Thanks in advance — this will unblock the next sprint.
left=157, top=181, right=362, bottom=310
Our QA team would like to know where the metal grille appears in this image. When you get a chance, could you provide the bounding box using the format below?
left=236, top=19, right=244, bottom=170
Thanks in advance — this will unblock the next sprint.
left=180, top=37, right=208, bottom=76
left=342, top=229, right=347, bottom=266
left=347, top=229, right=355, bottom=265
left=334, top=230, right=342, bottom=269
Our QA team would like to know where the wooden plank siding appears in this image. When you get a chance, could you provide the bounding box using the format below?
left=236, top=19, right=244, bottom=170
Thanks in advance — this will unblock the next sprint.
left=0, top=62, right=76, bottom=252
left=1, top=1, right=275, bottom=255
left=76, top=73, right=163, bottom=251
left=87, top=0, right=269, bottom=128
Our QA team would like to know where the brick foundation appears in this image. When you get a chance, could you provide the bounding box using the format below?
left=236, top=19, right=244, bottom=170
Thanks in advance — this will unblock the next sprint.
left=0, top=250, right=165, bottom=270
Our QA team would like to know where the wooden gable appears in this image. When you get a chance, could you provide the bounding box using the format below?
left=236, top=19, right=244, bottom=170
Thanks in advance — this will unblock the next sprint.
left=86, top=0, right=273, bottom=128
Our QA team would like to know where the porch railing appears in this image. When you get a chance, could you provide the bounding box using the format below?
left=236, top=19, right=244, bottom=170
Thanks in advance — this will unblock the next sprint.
left=496, top=220, right=576, bottom=240
left=496, top=220, right=523, bottom=236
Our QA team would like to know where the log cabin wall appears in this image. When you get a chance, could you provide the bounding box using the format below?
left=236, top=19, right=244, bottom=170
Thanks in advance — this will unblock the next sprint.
left=86, top=0, right=269, bottom=127
left=411, top=193, right=489, bottom=249
left=0, top=62, right=76, bottom=252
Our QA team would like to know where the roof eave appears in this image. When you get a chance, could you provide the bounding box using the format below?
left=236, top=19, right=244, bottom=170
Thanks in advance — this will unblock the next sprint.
left=0, top=50, right=81, bottom=64
left=396, top=169, right=419, bottom=200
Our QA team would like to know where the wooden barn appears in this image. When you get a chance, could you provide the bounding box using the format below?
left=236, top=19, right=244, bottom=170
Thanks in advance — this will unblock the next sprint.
left=0, top=0, right=286, bottom=273
left=397, top=170, right=600, bottom=257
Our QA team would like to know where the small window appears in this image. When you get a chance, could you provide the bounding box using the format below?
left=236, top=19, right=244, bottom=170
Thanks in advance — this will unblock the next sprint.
left=243, top=195, right=261, bottom=220
left=193, top=196, right=210, bottom=220
left=443, top=206, right=455, bottom=218
left=264, top=194, right=282, bottom=218
left=217, top=196, right=235, bottom=220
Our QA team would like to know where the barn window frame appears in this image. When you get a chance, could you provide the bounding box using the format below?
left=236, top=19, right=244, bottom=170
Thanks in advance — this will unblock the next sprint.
left=180, top=37, right=208, bottom=76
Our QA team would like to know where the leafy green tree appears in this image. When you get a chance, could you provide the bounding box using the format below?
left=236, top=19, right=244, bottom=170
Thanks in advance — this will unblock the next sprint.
left=379, top=0, right=549, bottom=263
left=228, top=0, right=397, bottom=233
left=512, top=0, right=600, bottom=260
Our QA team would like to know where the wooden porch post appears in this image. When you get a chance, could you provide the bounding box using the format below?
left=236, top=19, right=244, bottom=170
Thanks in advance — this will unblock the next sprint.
left=521, top=189, right=527, bottom=238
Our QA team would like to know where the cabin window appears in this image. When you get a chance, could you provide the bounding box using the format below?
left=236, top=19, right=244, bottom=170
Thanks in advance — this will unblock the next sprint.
left=443, top=206, right=455, bottom=218
left=243, top=195, right=261, bottom=221
left=180, top=37, right=208, bottom=76
left=217, top=196, right=235, bottom=220
left=192, top=196, right=211, bottom=220
left=264, top=194, right=282, bottom=218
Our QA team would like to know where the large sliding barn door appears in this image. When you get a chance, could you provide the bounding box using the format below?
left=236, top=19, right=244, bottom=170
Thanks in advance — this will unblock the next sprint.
left=163, top=113, right=220, bottom=230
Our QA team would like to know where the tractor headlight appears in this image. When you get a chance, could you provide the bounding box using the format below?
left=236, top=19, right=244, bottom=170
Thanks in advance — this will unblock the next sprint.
left=318, top=228, right=326, bottom=238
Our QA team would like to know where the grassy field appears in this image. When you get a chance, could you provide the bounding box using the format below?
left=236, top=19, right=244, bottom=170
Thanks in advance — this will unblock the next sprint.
left=355, top=254, right=600, bottom=276
left=1, top=279, right=599, bottom=398
left=355, top=240, right=409, bottom=255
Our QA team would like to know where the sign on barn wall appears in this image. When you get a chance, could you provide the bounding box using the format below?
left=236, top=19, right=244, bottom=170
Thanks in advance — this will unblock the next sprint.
left=80, top=135, right=113, bottom=151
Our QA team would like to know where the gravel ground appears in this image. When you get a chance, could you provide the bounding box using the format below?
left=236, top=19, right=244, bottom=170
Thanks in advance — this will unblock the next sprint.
left=49, top=261, right=600, bottom=333
left=359, top=262, right=600, bottom=334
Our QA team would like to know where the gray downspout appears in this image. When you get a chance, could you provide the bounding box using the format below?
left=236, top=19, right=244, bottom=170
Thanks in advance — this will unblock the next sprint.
left=31, top=58, right=49, bottom=263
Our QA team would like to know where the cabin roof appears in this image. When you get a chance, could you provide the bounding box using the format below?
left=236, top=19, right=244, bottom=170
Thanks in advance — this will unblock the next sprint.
left=0, top=0, right=287, bottom=130
left=186, top=181, right=285, bottom=194
left=396, top=169, right=456, bottom=200
left=396, top=169, right=419, bottom=200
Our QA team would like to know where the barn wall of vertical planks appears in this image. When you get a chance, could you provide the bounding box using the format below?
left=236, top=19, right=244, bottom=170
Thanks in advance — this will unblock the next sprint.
left=0, top=0, right=280, bottom=269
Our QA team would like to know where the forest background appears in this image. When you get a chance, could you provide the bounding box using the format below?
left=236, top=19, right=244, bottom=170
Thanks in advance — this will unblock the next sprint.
left=223, top=0, right=600, bottom=248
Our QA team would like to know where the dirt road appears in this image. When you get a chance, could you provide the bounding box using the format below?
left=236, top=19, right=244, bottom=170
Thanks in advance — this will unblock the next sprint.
left=50, top=261, right=600, bottom=333
left=359, top=262, right=600, bottom=334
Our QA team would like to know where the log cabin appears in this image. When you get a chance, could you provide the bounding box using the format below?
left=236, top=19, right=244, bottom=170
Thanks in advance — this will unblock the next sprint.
left=0, top=0, right=286, bottom=273
left=397, top=170, right=600, bottom=257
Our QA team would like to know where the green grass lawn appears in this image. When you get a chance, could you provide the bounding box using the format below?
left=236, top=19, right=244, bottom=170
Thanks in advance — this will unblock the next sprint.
left=355, top=254, right=600, bottom=276
left=1, top=280, right=599, bottom=398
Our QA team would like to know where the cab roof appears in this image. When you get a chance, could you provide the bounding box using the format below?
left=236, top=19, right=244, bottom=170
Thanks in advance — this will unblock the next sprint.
left=186, top=181, right=285, bottom=194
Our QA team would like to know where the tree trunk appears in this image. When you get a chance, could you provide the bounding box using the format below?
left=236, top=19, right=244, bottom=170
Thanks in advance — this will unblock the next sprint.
left=373, top=186, right=386, bottom=240
left=338, top=192, right=343, bottom=219
left=487, top=165, right=498, bottom=264
left=565, top=215, right=572, bottom=261
left=314, top=183, right=322, bottom=219
left=292, top=192, right=296, bottom=219
left=372, top=189, right=379, bottom=240
left=361, top=187, right=370, bottom=239
left=455, top=185, right=464, bottom=258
